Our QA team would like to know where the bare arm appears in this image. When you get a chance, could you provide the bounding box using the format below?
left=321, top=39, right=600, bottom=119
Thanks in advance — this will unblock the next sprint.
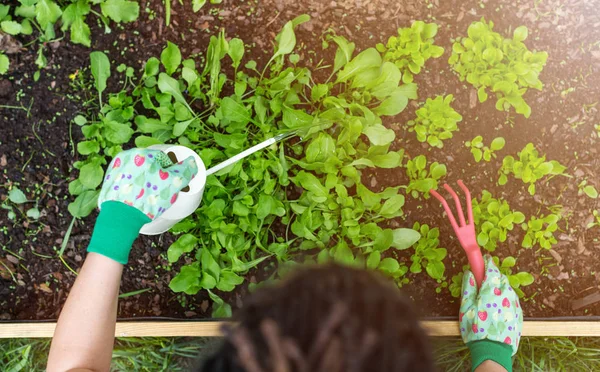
left=475, top=360, right=508, bottom=372
left=47, top=253, right=123, bottom=372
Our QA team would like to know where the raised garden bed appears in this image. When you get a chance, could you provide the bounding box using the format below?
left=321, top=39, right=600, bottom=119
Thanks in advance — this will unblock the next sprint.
left=1, top=0, right=600, bottom=334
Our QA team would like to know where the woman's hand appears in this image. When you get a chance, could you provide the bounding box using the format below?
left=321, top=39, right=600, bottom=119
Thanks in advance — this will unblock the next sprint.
left=460, top=255, right=523, bottom=372
left=88, top=148, right=197, bottom=264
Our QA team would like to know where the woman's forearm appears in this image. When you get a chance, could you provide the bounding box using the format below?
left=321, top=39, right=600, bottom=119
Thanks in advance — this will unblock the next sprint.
left=47, top=253, right=123, bottom=372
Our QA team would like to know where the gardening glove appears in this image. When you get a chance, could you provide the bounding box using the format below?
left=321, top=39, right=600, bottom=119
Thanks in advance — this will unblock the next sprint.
left=87, top=148, right=198, bottom=264
left=460, top=255, right=522, bottom=372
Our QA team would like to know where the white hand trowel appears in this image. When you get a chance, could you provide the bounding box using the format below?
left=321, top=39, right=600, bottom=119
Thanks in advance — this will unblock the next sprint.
left=139, top=131, right=296, bottom=235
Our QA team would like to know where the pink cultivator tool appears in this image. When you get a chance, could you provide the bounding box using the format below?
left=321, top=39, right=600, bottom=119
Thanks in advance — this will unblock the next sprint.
left=429, top=180, right=485, bottom=288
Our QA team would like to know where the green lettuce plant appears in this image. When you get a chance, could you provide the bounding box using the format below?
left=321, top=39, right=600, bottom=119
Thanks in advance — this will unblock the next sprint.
left=407, top=94, right=462, bottom=148
left=465, top=136, right=505, bottom=162
left=521, top=214, right=560, bottom=249
left=498, top=143, right=567, bottom=195
left=449, top=18, right=548, bottom=118
left=410, top=222, right=447, bottom=280
left=472, top=190, right=525, bottom=252
left=405, top=155, right=447, bottom=199
left=377, top=21, right=444, bottom=83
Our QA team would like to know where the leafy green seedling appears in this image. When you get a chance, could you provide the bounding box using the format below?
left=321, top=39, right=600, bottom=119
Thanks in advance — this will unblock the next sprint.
left=410, top=222, right=447, bottom=280
left=521, top=214, right=560, bottom=250
left=587, top=210, right=600, bottom=229
left=578, top=180, right=598, bottom=199
left=498, top=143, right=567, bottom=195
left=472, top=190, right=525, bottom=252
left=407, top=95, right=462, bottom=148
left=2, top=187, right=40, bottom=221
left=493, top=256, right=534, bottom=298
left=405, top=155, right=446, bottom=199
left=449, top=18, right=548, bottom=118
left=466, top=136, right=505, bottom=162
left=449, top=269, right=466, bottom=298
left=378, top=21, right=444, bottom=83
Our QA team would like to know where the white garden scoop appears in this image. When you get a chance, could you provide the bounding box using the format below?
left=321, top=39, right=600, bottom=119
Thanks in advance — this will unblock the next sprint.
left=139, top=131, right=297, bottom=235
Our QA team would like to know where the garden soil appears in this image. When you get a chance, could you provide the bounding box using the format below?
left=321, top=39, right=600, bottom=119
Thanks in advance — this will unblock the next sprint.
left=1, top=0, right=600, bottom=321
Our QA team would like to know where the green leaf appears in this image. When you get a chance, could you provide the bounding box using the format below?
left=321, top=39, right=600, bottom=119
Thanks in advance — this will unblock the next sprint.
left=100, top=0, right=139, bottom=22
left=9, top=188, right=27, bottom=204
left=306, top=133, right=335, bottom=163
left=0, top=54, right=8, bottom=75
left=221, top=96, right=250, bottom=124
left=391, top=228, right=421, bottom=250
left=374, top=228, right=394, bottom=251
left=333, top=241, right=354, bottom=265
left=584, top=185, right=598, bottom=199
left=192, top=0, right=206, bottom=12
left=26, top=207, right=40, bottom=220
left=227, top=38, right=244, bottom=68
left=477, top=87, right=488, bottom=102
left=366, top=251, right=381, bottom=270
left=169, top=265, right=201, bottom=294
left=104, top=121, right=134, bottom=144
left=378, top=257, right=400, bottom=276
left=426, top=261, right=445, bottom=280
left=311, top=84, right=329, bottom=102
left=490, top=137, right=506, bottom=151
left=363, top=124, right=395, bottom=146
left=1, top=21, right=22, bottom=35
left=161, top=41, right=181, bottom=75
left=68, top=190, right=100, bottom=218
left=77, top=140, right=100, bottom=155
left=216, top=271, right=244, bottom=292
left=379, top=194, right=405, bottom=218
left=271, top=20, right=297, bottom=61
left=336, top=48, right=382, bottom=83
left=144, top=57, right=160, bottom=76
left=157, top=73, right=193, bottom=113
left=430, top=163, right=447, bottom=179
left=513, top=26, right=528, bottom=42
left=514, top=271, right=534, bottom=286
left=331, top=35, right=356, bottom=73
left=501, top=256, right=516, bottom=268
left=79, top=162, right=104, bottom=189
left=69, top=16, right=91, bottom=47
left=167, top=234, right=197, bottom=263
left=373, top=89, right=409, bottom=116
left=208, top=290, right=232, bottom=318
left=90, top=51, right=110, bottom=96
left=36, top=0, right=62, bottom=29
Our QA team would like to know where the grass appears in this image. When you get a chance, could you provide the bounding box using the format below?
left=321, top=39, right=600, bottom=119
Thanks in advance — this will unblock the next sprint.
left=433, top=336, right=600, bottom=371
left=2, top=336, right=600, bottom=371
left=0, top=337, right=213, bottom=372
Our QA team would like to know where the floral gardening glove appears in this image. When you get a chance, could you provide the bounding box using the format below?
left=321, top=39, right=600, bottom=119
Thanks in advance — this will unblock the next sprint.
left=87, top=148, right=198, bottom=264
left=460, top=255, right=523, bottom=372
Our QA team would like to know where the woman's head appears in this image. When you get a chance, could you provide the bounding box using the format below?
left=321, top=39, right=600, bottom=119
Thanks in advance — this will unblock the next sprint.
left=201, top=264, right=434, bottom=372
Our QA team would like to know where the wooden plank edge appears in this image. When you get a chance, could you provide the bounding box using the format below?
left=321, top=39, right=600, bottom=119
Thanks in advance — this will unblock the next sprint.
left=1, top=320, right=600, bottom=338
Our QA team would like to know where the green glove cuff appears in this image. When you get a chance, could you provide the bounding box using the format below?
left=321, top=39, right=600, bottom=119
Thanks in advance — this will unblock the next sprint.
left=87, top=201, right=151, bottom=264
left=468, top=340, right=513, bottom=372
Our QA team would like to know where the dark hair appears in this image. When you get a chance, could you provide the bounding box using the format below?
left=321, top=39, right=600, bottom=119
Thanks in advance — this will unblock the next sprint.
left=199, top=264, right=434, bottom=372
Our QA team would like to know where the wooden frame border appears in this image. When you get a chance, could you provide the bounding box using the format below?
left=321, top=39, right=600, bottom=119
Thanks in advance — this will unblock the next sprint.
left=1, top=321, right=600, bottom=338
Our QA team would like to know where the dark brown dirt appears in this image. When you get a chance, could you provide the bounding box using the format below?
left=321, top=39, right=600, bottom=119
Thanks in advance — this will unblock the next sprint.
left=1, top=0, right=600, bottom=322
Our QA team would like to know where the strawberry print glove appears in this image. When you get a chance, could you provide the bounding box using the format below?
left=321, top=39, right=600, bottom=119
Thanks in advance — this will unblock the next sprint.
left=87, top=148, right=198, bottom=264
left=459, top=255, right=522, bottom=372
